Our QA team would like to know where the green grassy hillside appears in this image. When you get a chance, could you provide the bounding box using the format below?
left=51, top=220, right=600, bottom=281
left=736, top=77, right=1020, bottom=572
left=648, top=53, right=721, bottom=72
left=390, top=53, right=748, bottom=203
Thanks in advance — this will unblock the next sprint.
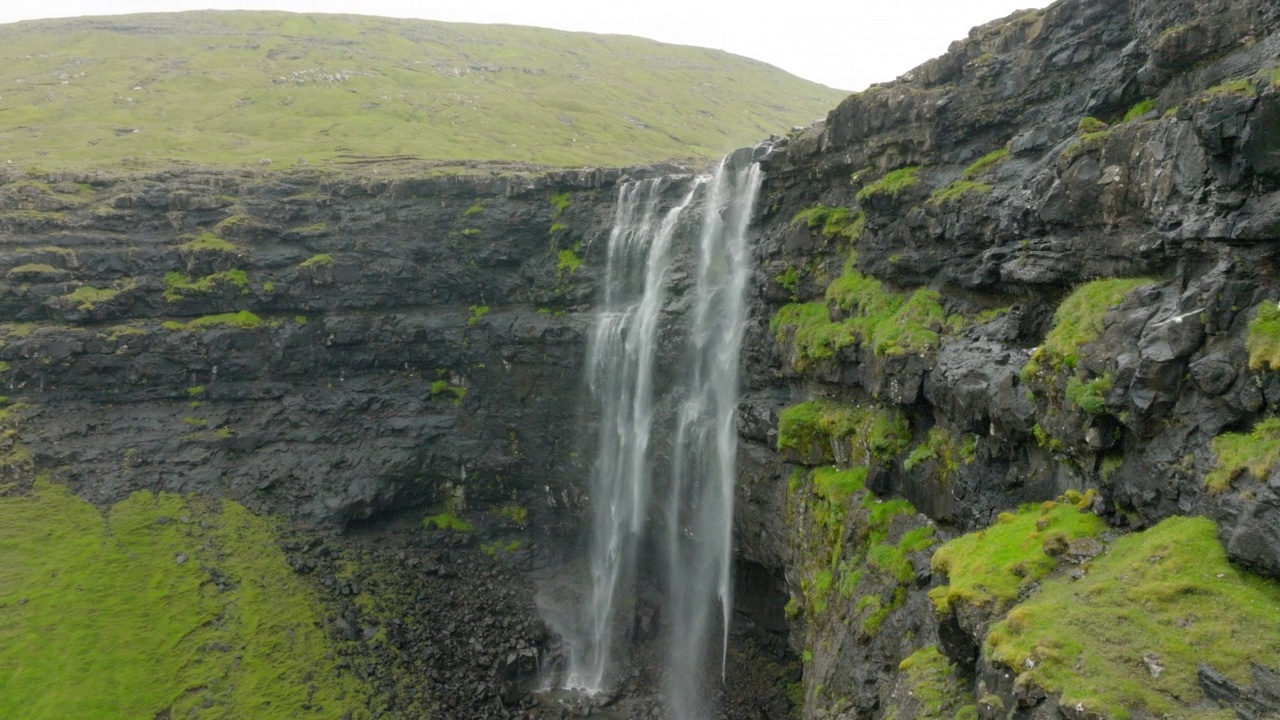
left=0, top=12, right=846, bottom=172
left=0, top=480, right=368, bottom=719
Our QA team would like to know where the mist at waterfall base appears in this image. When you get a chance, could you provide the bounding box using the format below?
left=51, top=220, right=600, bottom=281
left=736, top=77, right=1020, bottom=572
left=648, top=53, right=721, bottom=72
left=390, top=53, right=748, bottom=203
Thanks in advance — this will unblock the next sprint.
left=540, top=147, right=765, bottom=718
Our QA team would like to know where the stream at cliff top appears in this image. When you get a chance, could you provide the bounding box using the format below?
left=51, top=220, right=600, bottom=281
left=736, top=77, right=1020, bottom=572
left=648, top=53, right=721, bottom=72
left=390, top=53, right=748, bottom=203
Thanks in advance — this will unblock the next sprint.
left=549, top=147, right=765, bottom=718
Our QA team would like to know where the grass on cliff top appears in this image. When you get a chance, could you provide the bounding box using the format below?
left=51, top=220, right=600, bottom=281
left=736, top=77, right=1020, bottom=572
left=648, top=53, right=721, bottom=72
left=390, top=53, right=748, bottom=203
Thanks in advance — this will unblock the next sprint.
left=0, top=479, right=368, bottom=719
left=1026, top=277, right=1154, bottom=372
left=984, top=516, right=1280, bottom=720
left=929, top=494, right=1106, bottom=614
left=0, top=11, right=845, bottom=172
left=1205, top=416, right=1280, bottom=493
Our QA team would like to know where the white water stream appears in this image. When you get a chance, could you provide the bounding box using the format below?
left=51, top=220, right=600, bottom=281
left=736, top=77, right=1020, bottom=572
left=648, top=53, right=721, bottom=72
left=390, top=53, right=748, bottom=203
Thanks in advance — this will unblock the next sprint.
left=565, top=149, right=764, bottom=718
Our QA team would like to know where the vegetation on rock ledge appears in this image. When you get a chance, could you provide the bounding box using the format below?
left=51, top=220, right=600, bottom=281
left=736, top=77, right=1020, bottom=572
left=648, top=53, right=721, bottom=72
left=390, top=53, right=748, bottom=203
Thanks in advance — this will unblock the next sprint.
left=1247, top=301, right=1280, bottom=371
left=1206, top=416, right=1280, bottom=493
left=1024, top=277, right=1153, bottom=375
left=985, top=516, right=1280, bottom=719
left=929, top=493, right=1105, bottom=614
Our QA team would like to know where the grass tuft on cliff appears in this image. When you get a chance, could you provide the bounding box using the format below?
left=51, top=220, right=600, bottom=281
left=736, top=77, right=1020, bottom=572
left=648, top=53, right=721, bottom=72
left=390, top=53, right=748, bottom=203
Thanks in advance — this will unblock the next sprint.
left=769, top=265, right=950, bottom=368
left=887, top=646, right=977, bottom=720
left=0, top=11, right=845, bottom=172
left=984, top=516, right=1280, bottom=720
left=777, top=399, right=909, bottom=465
left=0, top=479, right=368, bottom=719
left=929, top=495, right=1105, bottom=614
left=1024, top=277, right=1154, bottom=373
left=1206, top=416, right=1280, bottom=493
left=1246, top=301, right=1280, bottom=371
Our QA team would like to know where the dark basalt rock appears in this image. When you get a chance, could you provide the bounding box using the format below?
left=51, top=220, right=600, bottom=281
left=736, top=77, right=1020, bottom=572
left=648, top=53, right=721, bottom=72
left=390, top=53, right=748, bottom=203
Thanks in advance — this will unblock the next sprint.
left=5, top=0, right=1280, bottom=717
left=742, top=0, right=1280, bottom=715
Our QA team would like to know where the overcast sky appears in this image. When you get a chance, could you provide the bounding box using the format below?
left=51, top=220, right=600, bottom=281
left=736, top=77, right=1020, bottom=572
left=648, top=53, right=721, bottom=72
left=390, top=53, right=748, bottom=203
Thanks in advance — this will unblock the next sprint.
left=0, top=1, right=1055, bottom=91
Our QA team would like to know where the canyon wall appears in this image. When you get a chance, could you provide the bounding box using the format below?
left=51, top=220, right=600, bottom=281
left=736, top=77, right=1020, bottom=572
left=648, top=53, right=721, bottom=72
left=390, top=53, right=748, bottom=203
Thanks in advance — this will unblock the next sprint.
left=3, top=0, right=1280, bottom=717
left=736, top=0, right=1280, bottom=716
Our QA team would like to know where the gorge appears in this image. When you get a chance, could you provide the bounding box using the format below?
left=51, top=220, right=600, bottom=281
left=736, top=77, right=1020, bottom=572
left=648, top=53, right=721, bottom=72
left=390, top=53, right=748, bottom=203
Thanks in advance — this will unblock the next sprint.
left=4, top=0, right=1280, bottom=719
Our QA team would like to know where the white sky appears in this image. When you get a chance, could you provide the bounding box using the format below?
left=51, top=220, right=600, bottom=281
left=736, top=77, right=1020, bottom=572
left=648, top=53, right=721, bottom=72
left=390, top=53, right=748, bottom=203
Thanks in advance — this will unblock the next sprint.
left=0, top=1, right=1055, bottom=91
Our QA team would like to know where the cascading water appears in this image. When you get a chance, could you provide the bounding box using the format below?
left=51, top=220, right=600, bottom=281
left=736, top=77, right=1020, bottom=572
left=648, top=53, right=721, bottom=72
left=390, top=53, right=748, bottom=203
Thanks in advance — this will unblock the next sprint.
left=664, top=152, right=763, bottom=718
left=564, top=147, right=765, bottom=718
left=567, top=176, right=705, bottom=692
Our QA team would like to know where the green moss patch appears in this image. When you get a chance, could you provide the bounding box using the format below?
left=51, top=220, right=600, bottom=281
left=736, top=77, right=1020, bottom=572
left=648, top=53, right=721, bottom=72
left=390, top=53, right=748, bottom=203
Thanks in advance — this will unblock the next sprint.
left=812, top=466, right=868, bottom=502
left=1028, top=277, right=1153, bottom=371
left=300, top=253, right=334, bottom=269
left=6, top=263, right=65, bottom=280
left=903, top=426, right=978, bottom=481
left=179, top=231, right=237, bottom=253
left=163, top=269, right=250, bottom=302
left=1247, top=302, right=1280, bottom=371
left=1207, top=77, right=1259, bottom=98
left=777, top=400, right=909, bottom=465
left=1061, top=118, right=1114, bottom=161
left=421, top=513, right=473, bottom=532
left=1123, top=99, right=1157, bottom=123
left=963, top=147, right=1009, bottom=180
left=0, top=480, right=368, bottom=719
left=1066, top=374, right=1112, bottom=415
left=770, top=273, right=948, bottom=368
left=928, top=180, right=991, bottom=205
left=856, top=167, right=921, bottom=202
left=984, top=516, right=1280, bottom=720
left=557, top=248, right=582, bottom=275
left=930, top=495, right=1106, bottom=614
left=163, top=310, right=265, bottom=331
left=1077, top=116, right=1109, bottom=134
left=886, top=646, right=977, bottom=720
left=787, top=465, right=927, bottom=631
left=790, top=205, right=864, bottom=240
left=61, top=280, right=134, bottom=311
left=1206, top=417, right=1280, bottom=493
left=467, top=305, right=490, bottom=326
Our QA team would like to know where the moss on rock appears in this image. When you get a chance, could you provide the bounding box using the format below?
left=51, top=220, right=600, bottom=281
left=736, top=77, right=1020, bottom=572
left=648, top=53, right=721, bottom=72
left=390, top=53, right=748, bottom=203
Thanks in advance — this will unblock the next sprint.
left=1206, top=416, right=1280, bottom=493
left=885, top=646, right=977, bottom=720
left=1247, top=302, right=1280, bottom=372
left=929, top=495, right=1106, bottom=614
left=777, top=400, right=909, bottom=465
left=984, top=516, right=1280, bottom=719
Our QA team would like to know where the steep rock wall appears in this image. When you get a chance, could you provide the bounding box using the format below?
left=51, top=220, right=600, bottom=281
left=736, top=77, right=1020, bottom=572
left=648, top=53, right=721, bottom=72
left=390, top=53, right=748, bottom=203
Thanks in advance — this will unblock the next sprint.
left=0, top=166, right=657, bottom=529
left=736, top=0, right=1280, bottom=716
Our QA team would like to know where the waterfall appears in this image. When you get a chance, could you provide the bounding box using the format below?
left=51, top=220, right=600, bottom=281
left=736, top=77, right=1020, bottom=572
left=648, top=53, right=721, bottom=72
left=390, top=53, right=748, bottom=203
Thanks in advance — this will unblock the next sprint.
left=664, top=152, right=763, bottom=718
left=566, top=147, right=764, bottom=718
left=567, top=176, right=705, bottom=692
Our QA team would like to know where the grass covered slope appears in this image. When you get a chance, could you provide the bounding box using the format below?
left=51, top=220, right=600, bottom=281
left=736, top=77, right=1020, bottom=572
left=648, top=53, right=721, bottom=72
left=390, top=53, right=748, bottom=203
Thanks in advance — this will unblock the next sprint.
left=0, top=480, right=366, bottom=719
left=930, top=500, right=1280, bottom=719
left=986, top=516, right=1280, bottom=719
left=0, top=11, right=846, bottom=171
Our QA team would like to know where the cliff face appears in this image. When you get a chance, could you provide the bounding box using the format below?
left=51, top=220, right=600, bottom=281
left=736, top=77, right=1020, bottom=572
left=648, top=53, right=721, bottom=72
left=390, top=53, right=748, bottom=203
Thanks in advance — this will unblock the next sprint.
left=4, top=0, right=1280, bottom=718
left=736, top=0, right=1280, bottom=716
left=0, top=167, right=649, bottom=528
